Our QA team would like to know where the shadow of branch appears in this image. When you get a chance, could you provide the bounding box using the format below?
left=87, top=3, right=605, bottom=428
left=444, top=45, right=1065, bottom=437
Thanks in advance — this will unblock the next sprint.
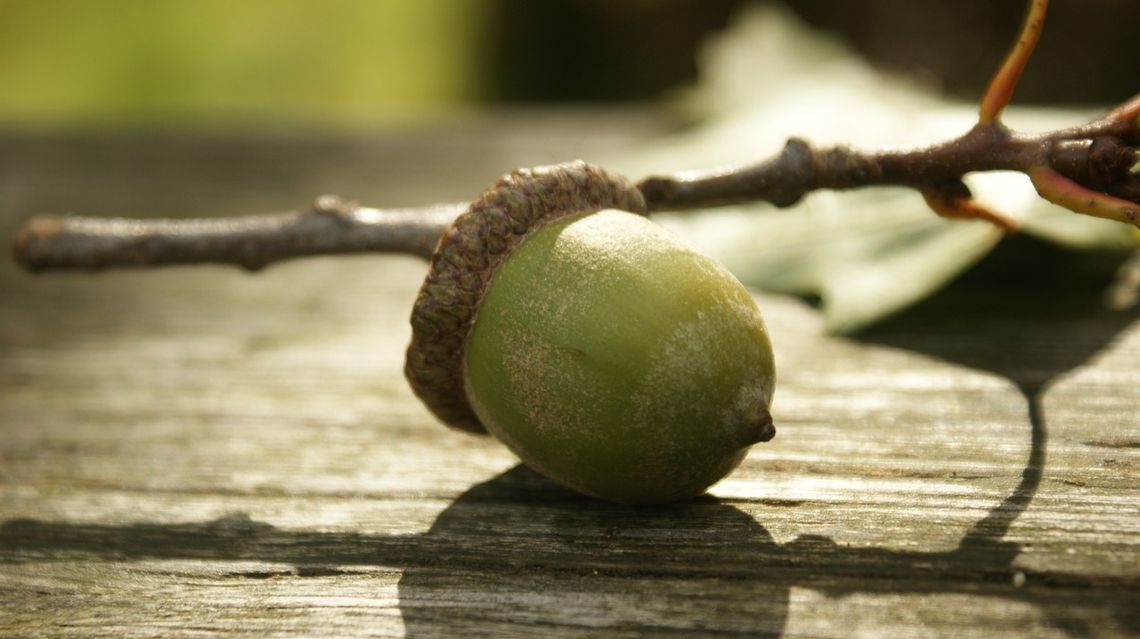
left=2, top=238, right=1136, bottom=636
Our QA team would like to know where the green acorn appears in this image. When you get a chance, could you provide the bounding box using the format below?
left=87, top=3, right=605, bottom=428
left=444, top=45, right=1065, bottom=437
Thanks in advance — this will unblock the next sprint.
left=405, top=162, right=775, bottom=504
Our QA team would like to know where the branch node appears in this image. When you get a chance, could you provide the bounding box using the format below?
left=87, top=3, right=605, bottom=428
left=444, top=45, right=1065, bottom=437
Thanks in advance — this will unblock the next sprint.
left=1048, top=137, right=1137, bottom=188
left=921, top=181, right=1019, bottom=232
left=1088, top=137, right=1137, bottom=185
left=311, top=194, right=355, bottom=220
left=766, top=137, right=815, bottom=207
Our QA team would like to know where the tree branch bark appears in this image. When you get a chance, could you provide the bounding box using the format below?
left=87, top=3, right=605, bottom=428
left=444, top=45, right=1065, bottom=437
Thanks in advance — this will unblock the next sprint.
left=10, top=0, right=1140, bottom=274
left=636, top=121, right=1137, bottom=214
left=11, top=113, right=1137, bottom=274
left=12, top=197, right=464, bottom=272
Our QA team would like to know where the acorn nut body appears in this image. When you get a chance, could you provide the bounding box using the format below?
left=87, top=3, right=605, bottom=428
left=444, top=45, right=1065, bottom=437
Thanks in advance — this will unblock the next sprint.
left=406, top=162, right=775, bottom=504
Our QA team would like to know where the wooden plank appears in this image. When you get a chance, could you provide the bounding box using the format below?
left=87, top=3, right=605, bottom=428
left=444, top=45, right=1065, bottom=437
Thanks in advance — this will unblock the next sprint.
left=1, top=119, right=1137, bottom=638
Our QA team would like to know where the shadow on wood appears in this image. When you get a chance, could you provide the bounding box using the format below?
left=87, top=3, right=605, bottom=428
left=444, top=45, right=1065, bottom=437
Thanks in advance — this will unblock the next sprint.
left=3, top=438, right=1136, bottom=637
left=1, top=239, right=1136, bottom=637
left=858, top=235, right=1140, bottom=402
left=859, top=237, right=1140, bottom=550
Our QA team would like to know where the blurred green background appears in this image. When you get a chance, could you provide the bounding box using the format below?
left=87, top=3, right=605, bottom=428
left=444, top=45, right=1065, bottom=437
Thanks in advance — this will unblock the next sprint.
left=0, top=0, right=487, bottom=126
left=0, top=0, right=1134, bottom=129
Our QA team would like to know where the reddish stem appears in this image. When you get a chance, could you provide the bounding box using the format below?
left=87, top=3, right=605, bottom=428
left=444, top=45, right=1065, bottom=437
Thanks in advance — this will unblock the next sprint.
left=979, top=0, right=1049, bottom=124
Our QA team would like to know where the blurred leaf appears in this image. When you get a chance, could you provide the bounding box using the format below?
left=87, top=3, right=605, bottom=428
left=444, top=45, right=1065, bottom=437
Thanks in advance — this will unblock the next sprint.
left=0, top=0, right=484, bottom=127
left=612, top=5, right=1136, bottom=334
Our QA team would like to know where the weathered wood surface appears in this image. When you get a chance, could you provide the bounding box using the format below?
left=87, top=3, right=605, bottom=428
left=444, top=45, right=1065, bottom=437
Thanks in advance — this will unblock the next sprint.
left=0, top=114, right=1137, bottom=638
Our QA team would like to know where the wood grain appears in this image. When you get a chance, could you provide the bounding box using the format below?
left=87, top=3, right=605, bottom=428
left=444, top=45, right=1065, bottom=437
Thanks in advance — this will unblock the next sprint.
left=1, top=116, right=1137, bottom=638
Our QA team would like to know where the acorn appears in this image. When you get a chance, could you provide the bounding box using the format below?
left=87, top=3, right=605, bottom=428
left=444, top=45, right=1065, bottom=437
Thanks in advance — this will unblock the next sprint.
left=405, top=162, right=776, bottom=504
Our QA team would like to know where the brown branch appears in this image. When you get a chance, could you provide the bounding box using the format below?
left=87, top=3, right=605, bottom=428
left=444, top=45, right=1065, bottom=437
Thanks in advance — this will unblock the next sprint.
left=11, top=110, right=1138, bottom=274
left=637, top=118, right=1138, bottom=217
left=12, top=196, right=463, bottom=272
left=9, top=0, right=1140, bottom=274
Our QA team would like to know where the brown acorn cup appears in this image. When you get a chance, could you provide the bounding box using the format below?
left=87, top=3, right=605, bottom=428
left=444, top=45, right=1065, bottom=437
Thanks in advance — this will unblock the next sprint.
left=404, top=161, right=648, bottom=434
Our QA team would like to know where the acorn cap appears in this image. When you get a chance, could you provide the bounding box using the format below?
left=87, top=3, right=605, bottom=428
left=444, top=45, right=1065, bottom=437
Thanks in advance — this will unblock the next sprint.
left=404, top=161, right=648, bottom=433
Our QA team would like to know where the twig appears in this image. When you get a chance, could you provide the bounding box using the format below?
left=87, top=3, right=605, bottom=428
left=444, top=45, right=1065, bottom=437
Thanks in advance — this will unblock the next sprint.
left=979, top=0, right=1049, bottom=124
left=13, top=197, right=464, bottom=272
left=635, top=122, right=1138, bottom=219
left=640, top=0, right=1136, bottom=227
left=11, top=114, right=1137, bottom=273
left=9, top=0, right=1140, bottom=273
